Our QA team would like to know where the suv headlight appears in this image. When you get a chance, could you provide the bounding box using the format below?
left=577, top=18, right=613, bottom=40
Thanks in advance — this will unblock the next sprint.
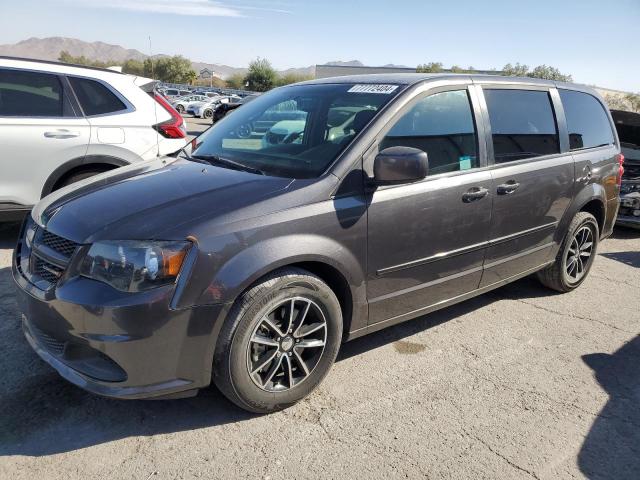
left=80, top=240, right=191, bottom=292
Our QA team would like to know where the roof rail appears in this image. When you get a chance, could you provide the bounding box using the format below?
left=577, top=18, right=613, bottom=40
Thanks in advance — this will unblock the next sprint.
left=0, top=55, right=125, bottom=74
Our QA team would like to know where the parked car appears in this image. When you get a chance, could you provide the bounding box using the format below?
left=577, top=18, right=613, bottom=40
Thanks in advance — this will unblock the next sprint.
left=171, top=94, right=209, bottom=114
left=610, top=109, right=640, bottom=228
left=198, top=96, right=241, bottom=119
left=186, top=97, right=221, bottom=116
left=163, top=88, right=192, bottom=100
left=0, top=57, right=187, bottom=221
left=13, top=74, right=622, bottom=413
left=191, top=96, right=235, bottom=118
left=212, top=94, right=260, bottom=123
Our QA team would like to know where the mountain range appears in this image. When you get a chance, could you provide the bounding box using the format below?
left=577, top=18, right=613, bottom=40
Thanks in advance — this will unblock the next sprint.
left=0, top=37, right=407, bottom=79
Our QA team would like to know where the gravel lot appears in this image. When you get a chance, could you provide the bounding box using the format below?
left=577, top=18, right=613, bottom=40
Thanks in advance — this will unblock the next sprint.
left=0, top=121, right=638, bottom=479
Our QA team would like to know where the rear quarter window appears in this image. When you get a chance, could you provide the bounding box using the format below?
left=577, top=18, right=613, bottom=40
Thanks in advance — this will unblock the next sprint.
left=0, top=68, right=63, bottom=117
left=68, top=77, right=127, bottom=116
left=560, top=90, right=615, bottom=150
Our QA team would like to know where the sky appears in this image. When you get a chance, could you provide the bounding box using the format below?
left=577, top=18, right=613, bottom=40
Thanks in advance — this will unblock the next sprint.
left=0, top=0, right=638, bottom=91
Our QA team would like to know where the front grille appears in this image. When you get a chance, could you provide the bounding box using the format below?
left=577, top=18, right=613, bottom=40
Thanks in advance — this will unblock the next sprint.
left=41, top=230, right=78, bottom=258
left=32, top=256, right=64, bottom=284
left=17, top=222, right=80, bottom=289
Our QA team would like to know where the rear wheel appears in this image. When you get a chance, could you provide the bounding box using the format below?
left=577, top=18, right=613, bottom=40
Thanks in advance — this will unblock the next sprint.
left=537, top=211, right=599, bottom=292
left=176, top=104, right=185, bottom=114
left=213, top=268, right=342, bottom=413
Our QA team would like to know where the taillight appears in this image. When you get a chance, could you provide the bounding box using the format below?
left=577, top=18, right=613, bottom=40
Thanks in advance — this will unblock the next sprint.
left=617, top=153, right=625, bottom=187
left=152, top=93, right=186, bottom=139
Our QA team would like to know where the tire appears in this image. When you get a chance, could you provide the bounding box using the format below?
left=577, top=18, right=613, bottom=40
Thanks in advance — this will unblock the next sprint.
left=537, top=211, right=599, bottom=292
left=203, top=109, right=213, bottom=119
left=213, top=267, right=343, bottom=413
left=176, top=104, right=185, bottom=114
left=55, top=169, right=109, bottom=191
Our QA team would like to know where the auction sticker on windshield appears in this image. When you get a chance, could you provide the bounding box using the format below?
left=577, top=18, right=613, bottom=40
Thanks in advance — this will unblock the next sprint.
left=348, top=84, right=399, bottom=94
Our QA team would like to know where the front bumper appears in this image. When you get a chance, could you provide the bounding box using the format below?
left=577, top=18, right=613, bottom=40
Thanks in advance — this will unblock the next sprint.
left=13, top=255, right=230, bottom=400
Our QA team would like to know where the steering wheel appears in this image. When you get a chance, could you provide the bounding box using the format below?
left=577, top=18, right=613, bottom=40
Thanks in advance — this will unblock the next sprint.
left=282, top=131, right=302, bottom=144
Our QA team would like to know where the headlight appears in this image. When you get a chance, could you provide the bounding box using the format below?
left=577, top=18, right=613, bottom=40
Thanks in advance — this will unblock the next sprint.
left=80, top=240, right=190, bottom=292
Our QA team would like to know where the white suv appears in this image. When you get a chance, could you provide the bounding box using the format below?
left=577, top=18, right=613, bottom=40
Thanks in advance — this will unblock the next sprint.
left=0, top=57, right=188, bottom=220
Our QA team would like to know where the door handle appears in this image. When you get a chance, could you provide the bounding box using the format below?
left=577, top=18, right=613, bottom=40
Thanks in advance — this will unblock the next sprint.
left=44, top=130, right=81, bottom=139
left=462, top=187, right=489, bottom=203
left=497, top=181, right=520, bottom=195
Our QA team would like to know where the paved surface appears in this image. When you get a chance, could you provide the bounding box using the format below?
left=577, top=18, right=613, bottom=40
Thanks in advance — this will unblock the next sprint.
left=0, top=138, right=638, bottom=479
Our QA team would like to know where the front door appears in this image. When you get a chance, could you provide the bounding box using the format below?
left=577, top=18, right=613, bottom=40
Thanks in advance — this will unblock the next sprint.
left=366, top=86, right=492, bottom=325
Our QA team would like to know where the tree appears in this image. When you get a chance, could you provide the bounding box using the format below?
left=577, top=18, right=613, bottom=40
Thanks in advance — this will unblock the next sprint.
left=121, top=59, right=145, bottom=76
left=244, top=58, right=277, bottom=92
left=624, top=93, right=640, bottom=113
left=58, top=50, right=110, bottom=68
left=147, top=56, right=196, bottom=83
left=528, top=65, right=572, bottom=82
left=226, top=73, right=246, bottom=89
left=502, top=62, right=530, bottom=77
left=416, top=62, right=443, bottom=73
left=502, top=62, right=572, bottom=81
left=604, top=94, right=628, bottom=111
left=275, top=73, right=314, bottom=87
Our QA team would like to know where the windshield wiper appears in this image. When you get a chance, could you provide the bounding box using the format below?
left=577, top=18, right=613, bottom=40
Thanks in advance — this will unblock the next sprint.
left=190, top=154, right=265, bottom=176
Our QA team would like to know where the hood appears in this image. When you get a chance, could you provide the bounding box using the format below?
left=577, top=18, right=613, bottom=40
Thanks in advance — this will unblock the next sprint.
left=34, top=158, right=294, bottom=243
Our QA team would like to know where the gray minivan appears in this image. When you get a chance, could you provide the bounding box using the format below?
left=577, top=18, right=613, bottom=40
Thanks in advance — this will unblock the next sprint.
left=13, top=74, right=622, bottom=413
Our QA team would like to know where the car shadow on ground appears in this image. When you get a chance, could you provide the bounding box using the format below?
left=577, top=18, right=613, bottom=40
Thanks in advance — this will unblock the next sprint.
left=0, top=221, right=20, bottom=249
left=600, top=251, right=640, bottom=268
left=578, top=335, right=640, bottom=479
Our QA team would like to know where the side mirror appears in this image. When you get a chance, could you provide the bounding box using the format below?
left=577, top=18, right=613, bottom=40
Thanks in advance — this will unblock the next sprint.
left=373, top=146, right=428, bottom=185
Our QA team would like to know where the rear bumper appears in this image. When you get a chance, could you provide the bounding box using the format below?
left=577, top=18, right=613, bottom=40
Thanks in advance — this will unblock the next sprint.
left=12, top=257, right=230, bottom=399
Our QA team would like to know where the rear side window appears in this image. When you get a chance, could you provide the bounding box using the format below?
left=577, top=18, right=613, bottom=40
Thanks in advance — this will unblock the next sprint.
left=0, top=68, right=63, bottom=117
left=69, top=77, right=127, bottom=116
left=380, top=90, right=478, bottom=175
left=484, top=89, right=560, bottom=163
left=560, top=90, right=615, bottom=150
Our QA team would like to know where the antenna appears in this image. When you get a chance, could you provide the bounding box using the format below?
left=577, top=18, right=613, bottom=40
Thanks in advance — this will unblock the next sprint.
left=148, top=35, right=154, bottom=79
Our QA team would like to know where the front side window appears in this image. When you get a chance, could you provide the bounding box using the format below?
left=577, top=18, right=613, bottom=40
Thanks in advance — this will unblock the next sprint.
left=68, top=77, right=127, bottom=116
left=560, top=90, right=615, bottom=150
left=193, top=83, right=401, bottom=178
left=0, top=68, right=63, bottom=117
left=484, top=89, right=560, bottom=163
left=380, top=90, right=478, bottom=175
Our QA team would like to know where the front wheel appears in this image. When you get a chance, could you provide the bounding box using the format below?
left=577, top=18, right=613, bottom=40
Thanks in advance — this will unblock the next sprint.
left=537, top=211, right=599, bottom=292
left=203, top=108, right=213, bottom=119
left=213, top=268, right=342, bottom=413
left=176, top=104, right=185, bottom=114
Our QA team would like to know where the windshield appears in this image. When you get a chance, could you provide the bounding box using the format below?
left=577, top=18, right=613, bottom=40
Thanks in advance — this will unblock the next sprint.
left=192, top=83, right=401, bottom=178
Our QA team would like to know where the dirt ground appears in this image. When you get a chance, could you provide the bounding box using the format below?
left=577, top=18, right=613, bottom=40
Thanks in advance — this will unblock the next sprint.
left=1, top=120, right=638, bottom=479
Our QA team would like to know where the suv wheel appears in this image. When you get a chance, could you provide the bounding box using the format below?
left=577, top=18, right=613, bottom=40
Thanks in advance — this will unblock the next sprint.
left=537, top=211, right=599, bottom=292
left=213, top=268, right=342, bottom=413
left=55, top=169, right=110, bottom=191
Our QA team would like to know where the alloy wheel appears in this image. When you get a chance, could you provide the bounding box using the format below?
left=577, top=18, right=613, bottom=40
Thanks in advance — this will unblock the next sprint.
left=565, top=224, right=594, bottom=283
left=246, top=297, right=327, bottom=392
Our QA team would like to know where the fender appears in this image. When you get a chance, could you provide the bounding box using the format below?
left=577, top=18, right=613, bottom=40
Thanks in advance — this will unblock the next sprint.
left=180, top=233, right=368, bottom=332
left=554, top=182, right=607, bottom=253
left=41, top=154, right=129, bottom=198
